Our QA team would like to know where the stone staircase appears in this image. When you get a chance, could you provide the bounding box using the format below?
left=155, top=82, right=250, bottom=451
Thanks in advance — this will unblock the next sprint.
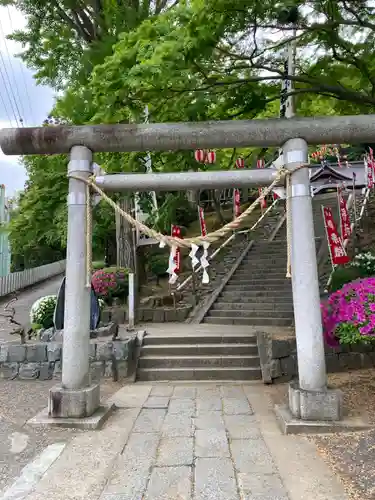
left=137, top=325, right=262, bottom=381
left=136, top=205, right=285, bottom=382
left=200, top=193, right=346, bottom=326
left=203, top=239, right=293, bottom=326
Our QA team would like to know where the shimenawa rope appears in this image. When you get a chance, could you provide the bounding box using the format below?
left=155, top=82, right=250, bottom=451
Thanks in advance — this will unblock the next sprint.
left=72, top=163, right=307, bottom=282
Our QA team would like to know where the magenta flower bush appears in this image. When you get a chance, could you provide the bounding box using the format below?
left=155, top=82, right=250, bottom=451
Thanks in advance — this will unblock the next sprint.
left=92, top=267, right=129, bottom=304
left=321, top=277, right=375, bottom=347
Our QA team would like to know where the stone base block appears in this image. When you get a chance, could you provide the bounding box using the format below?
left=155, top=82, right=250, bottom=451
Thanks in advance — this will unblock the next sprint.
left=27, top=404, right=115, bottom=430
left=288, top=381, right=343, bottom=421
left=275, top=405, right=371, bottom=435
left=48, top=384, right=100, bottom=419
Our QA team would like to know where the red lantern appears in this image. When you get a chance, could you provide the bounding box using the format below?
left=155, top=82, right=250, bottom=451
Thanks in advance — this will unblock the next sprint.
left=194, top=149, right=206, bottom=163
left=206, top=151, right=216, bottom=164
left=235, top=157, right=245, bottom=169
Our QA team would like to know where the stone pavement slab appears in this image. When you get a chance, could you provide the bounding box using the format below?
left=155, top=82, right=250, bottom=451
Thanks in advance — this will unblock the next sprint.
left=145, top=466, right=192, bottom=500
left=2, top=383, right=349, bottom=500
left=195, top=457, right=238, bottom=500
left=156, top=437, right=194, bottom=466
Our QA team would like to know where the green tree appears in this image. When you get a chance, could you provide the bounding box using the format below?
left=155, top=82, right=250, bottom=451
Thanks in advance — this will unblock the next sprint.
left=87, top=0, right=375, bottom=122
left=8, top=154, right=68, bottom=268
left=1, top=0, right=179, bottom=89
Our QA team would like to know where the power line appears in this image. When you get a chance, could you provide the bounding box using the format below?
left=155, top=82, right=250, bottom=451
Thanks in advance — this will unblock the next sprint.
left=0, top=16, right=26, bottom=126
left=0, top=44, right=22, bottom=126
left=7, top=6, right=35, bottom=125
left=0, top=63, right=19, bottom=127
left=0, top=88, right=14, bottom=126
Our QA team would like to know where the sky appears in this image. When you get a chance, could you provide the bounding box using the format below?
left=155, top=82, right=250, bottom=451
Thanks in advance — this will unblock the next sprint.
left=0, top=5, right=55, bottom=197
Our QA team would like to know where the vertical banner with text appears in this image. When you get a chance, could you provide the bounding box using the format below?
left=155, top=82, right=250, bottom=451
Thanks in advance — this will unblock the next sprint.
left=337, top=188, right=351, bottom=242
left=322, top=206, right=350, bottom=266
left=171, top=225, right=182, bottom=274
left=198, top=206, right=207, bottom=237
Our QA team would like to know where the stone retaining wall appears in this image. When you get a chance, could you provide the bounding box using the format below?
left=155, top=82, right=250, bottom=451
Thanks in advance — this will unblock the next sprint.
left=0, top=337, right=136, bottom=381
left=102, top=305, right=192, bottom=323
left=257, top=332, right=375, bottom=383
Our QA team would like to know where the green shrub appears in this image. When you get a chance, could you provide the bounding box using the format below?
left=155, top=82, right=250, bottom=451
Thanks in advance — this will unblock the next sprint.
left=351, top=252, right=375, bottom=276
left=329, top=265, right=365, bottom=293
left=30, top=295, right=57, bottom=330
left=156, top=193, right=198, bottom=234
left=92, top=260, right=106, bottom=270
left=147, top=254, right=169, bottom=283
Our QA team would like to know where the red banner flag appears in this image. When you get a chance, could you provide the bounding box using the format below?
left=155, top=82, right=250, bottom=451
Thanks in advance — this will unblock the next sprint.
left=322, top=206, right=350, bottom=265
left=171, top=225, right=182, bottom=273
left=198, top=206, right=207, bottom=236
left=368, top=157, right=374, bottom=188
left=337, top=189, right=351, bottom=241
left=233, top=189, right=241, bottom=218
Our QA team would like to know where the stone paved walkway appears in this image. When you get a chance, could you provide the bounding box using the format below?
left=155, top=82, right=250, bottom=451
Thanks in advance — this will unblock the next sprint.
left=16, top=383, right=348, bottom=500
left=97, top=383, right=346, bottom=500
left=101, top=384, right=288, bottom=500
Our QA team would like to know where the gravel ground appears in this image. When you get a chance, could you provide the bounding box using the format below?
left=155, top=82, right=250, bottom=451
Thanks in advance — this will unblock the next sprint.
left=0, top=378, right=122, bottom=494
left=268, top=369, right=375, bottom=500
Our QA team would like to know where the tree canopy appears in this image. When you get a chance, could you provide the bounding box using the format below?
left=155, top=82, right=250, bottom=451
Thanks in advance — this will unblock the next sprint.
left=5, top=0, right=375, bottom=266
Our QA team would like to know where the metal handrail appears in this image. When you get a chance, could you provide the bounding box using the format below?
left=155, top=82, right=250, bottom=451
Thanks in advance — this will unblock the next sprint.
left=325, top=188, right=370, bottom=291
left=176, top=197, right=280, bottom=292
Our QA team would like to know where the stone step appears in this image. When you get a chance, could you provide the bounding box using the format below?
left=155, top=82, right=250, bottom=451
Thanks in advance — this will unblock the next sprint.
left=233, top=272, right=289, bottom=280
left=250, top=247, right=287, bottom=253
left=242, top=256, right=287, bottom=262
left=142, top=333, right=257, bottom=346
left=203, top=316, right=294, bottom=327
left=207, top=309, right=293, bottom=319
left=239, top=263, right=287, bottom=270
left=237, top=264, right=287, bottom=272
left=224, top=284, right=292, bottom=291
left=138, top=355, right=260, bottom=369
left=229, top=278, right=291, bottom=285
left=211, top=302, right=293, bottom=312
left=219, top=291, right=293, bottom=301
left=141, top=343, right=259, bottom=356
left=137, top=366, right=262, bottom=381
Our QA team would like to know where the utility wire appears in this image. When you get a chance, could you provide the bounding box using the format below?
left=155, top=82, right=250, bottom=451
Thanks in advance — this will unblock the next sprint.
left=0, top=62, right=19, bottom=127
left=7, top=6, right=36, bottom=125
left=0, top=47, right=22, bottom=126
left=0, top=88, right=14, bottom=126
left=0, top=17, right=26, bottom=126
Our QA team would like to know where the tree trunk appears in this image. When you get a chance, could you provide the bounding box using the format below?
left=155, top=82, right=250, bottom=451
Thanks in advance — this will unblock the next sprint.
left=116, top=196, right=135, bottom=271
left=186, top=189, right=199, bottom=207
left=212, top=189, right=226, bottom=225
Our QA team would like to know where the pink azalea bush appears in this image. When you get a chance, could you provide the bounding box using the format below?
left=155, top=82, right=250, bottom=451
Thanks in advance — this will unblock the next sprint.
left=92, top=267, right=129, bottom=303
left=321, top=277, right=375, bottom=347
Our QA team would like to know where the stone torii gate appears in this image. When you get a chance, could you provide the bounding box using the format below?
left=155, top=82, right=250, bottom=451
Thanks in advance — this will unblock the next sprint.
left=1, top=114, right=374, bottom=429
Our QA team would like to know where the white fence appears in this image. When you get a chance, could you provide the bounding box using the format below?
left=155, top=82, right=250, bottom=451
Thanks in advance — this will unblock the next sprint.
left=0, top=260, right=66, bottom=297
